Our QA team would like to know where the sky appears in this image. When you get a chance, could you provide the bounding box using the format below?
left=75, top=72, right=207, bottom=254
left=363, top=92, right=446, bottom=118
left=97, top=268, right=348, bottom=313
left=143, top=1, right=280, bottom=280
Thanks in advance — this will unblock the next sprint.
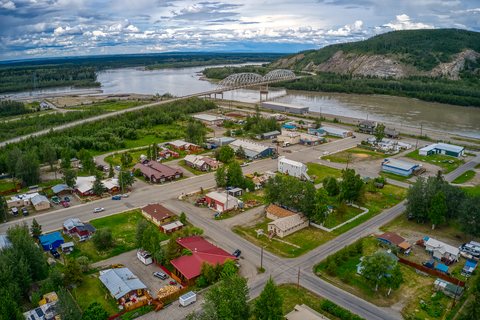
left=0, top=0, right=479, bottom=61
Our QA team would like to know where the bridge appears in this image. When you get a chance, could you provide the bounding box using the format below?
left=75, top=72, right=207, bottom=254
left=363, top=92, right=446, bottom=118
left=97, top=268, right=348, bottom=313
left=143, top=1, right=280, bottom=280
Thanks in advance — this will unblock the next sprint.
left=190, top=69, right=300, bottom=101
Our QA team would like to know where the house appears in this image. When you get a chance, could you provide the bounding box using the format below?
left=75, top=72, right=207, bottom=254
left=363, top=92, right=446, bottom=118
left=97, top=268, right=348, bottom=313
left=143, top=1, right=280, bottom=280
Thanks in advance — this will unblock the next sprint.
left=462, top=260, right=477, bottom=276
left=267, top=213, right=309, bottom=238
left=252, top=175, right=269, bottom=189
left=229, top=140, right=276, bottom=160
left=433, top=278, right=464, bottom=299
left=425, top=238, right=460, bottom=262
left=99, top=268, right=147, bottom=302
left=320, top=126, right=353, bottom=138
left=0, top=234, right=12, bottom=250
left=266, top=204, right=296, bottom=221
left=201, top=157, right=223, bottom=170
left=51, top=184, right=71, bottom=195
left=367, top=137, right=411, bottom=151
left=204, top=191, right=243, bottom=213
left=385, top=127, right=399, bottom=139
left=171, top=236, right=238, bottom=286
left=227, top=187, right=243, bottom=197
left=168, top=140, right=188, bottom=151
left=74, top=176, right=119, bottom=196
left=193, top=114, right=223, bottom=125
left=260, top=130, right=281, bottom=140
left=32, top=195, right=50, bottom=211
left=23, top=291, right=59, bottom=320
left=377, top=232, right=412, bottom=252
left=39, top=232, right=64, bottom=250
left=160, top=220, right=184, bottom=234
left=210, top=137, right=236, bottom=147
left=7, top=193, right=39, bottom=208
left=308, top=128, right=327, bottom=136
left=39, top=101, right=49, bottom=109
left=358, top=120, right=376, bottom=134
left=283, top=124, right=296, bottom=131
left=184, top=155, right=210, bottom=171
left=261, top=102, right=309, bottom=114
left=278, top=156, right=310, bottom=180
left=141, top=204, right=176, bottom=227
left=132, top=161, right=183, bottom=183
left=279, top=130, right=323, bottom=146
left=419, top=143, right=465, bottom=158
left=382, top=158, right=419, bottom=176
left=62, top=218, right=96, bottom=240
left=158, top=149, right=179, bottom=160
left=285, top=304, right=331, bottom=320
left=183, top=142, right=203, bottom=154
left=357, top=250, right=399, bottom=275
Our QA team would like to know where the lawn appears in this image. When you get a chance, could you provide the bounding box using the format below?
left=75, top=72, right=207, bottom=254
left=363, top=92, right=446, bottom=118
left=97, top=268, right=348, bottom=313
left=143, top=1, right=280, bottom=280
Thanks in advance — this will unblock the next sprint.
left=451, top=170, right=476, bottom=184
left=0, top=178, right=63, bottom=195
left=475, top=163, right=480, bottom=169
left=405, top=149, right=464, bottom=174
left=69, top=209, right=170, bottom=263
left=324, top=135, right=342, bottom=139
left=80, top=101, right=147, bottom=111
left=233, top=184, right=407, bottom=258
left=464, top=186, right=480, bottom=196
left=71, top=274, right=120, bottom=316
left=322, top=147, right=389, bottom=164
left=306, top=163, right=342, bottom=184
left=380, top=171, right=413, bottom=183
left=325, top=206, right=365, bottom=229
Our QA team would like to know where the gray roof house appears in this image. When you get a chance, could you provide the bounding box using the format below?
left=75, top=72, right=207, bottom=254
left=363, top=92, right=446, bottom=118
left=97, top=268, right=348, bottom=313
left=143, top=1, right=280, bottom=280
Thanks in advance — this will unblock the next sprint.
left=99, top=268, right=147, bottom=301
left=0, top=235, right=12, bottom=250
left=359, top=120, right=376, bottom=134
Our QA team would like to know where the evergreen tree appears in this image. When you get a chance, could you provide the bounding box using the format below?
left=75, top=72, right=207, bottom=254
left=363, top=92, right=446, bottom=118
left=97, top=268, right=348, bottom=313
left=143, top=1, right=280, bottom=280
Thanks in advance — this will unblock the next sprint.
left=42, top=143, right=57, bottom=170
left=153, top=247, right=167, bottom=265
left=119, top=171, right=135, bottom=191
left=342, top=269, right=352, bottom=284
left=323, top=175, right=339, bottom=196
left=336, top=200, right=348, bottom=221
left=166, top=237, right=180, bottom=265
left=227, top=161, right=244, bottom=187
left=63, top=258, right=83, bottom=286
left=83, top=301, right=109, bottom=320
left=30, top=219, right=42, bottom=240
left=235, top=146, right=246, bottom=158
left=180, top=212, right=187, bottom=224
left=62, top=169, right=77, bottom=189
left=135, top=219, right=149, bottom=247
left=374, top=123, right=386, bottom=142
left=253, top=276, right=284, bottom=320
left=428, top=190, right=447, bottom=229
left=121, top=151, right=132, bottom=167
left=215, top=166, right=227, bottom=187
left=91, top=172, right=105, bottom=195
left=49, top=267, right=64, bottom=290
left=340, top=168, right=364, bottom=203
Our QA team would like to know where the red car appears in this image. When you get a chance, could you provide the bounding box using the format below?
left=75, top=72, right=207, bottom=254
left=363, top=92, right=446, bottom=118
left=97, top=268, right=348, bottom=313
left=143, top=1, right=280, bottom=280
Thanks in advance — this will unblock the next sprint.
left=170, top=280, right=177, bottom=285
left=61, top=201, right=69, bottom=208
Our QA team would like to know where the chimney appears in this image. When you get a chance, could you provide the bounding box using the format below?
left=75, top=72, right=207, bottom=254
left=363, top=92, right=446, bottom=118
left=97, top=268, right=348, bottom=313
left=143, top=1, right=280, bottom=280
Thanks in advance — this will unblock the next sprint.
left=195, top=248, right=197, bottom=252
left=154, top=209, right=156, bottom=212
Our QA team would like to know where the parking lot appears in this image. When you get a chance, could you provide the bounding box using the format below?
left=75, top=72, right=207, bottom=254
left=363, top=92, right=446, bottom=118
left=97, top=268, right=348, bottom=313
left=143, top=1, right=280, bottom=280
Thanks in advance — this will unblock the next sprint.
left=92, top=249, right=183, bottom=299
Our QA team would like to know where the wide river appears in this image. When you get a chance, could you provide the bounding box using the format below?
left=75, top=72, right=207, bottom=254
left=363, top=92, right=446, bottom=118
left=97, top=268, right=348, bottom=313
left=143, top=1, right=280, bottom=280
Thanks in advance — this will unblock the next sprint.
left=9, top=64, right=480, bottom=138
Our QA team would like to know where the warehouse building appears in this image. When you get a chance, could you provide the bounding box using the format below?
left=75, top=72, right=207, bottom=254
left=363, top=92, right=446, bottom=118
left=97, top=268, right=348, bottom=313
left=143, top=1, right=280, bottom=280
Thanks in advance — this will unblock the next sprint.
left=320, top=126, right=353, bottom=138
left=261, top=102, right=309, bottom=114
left=382, top=158, right=419, bottom=176
left=229, top=140, right=276, bottom=160
left=193, top=114, right=224, bottom=125
left=419, top=143, right=465, bottom=158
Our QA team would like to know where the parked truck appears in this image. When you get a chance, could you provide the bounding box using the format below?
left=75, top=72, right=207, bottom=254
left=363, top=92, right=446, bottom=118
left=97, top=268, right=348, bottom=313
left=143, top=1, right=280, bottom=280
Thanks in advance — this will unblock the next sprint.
left=137, top=250, right=153, bottom=265
left=179, top=292, right=196, bottom=307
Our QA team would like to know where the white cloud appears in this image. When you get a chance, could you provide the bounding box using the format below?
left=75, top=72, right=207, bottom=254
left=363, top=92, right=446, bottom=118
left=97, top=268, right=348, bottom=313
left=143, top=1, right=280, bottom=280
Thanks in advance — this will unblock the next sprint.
left=327, top=20, right=364, bottom=36
left=0, top=1, right=16, bottom=10
left=383, top=14, right=435, bottom=30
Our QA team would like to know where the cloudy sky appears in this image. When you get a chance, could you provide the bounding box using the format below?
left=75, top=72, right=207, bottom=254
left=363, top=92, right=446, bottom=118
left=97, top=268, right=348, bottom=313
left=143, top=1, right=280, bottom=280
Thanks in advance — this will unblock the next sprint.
left=0, top=0, right=479, bottom=61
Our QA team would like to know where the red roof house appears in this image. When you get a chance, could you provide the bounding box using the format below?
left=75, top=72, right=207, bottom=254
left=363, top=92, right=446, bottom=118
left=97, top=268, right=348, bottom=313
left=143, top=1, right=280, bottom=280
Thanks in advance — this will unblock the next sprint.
left=170, top=236, right=237, bottom=285
left=132, top=161, right=183, bottom=184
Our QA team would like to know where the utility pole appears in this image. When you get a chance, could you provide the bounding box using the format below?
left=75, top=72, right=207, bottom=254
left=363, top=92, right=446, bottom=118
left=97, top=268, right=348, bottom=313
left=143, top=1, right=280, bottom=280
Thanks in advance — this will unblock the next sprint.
left=297, top=267, right=300, bottom=291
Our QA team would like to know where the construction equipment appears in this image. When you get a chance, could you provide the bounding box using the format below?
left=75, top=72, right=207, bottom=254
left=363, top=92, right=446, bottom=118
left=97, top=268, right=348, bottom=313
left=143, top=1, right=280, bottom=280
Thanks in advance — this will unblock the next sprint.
left=110, top=263, right=123, bottom=269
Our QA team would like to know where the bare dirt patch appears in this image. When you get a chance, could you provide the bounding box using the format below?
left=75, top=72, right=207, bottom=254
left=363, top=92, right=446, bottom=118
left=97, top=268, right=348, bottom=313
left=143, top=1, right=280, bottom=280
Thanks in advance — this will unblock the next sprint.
left=354, top=153, right=369, bottom=158
left=226, top=112, right=246, bottom=118
left=53, top=93, right=154, bottom=107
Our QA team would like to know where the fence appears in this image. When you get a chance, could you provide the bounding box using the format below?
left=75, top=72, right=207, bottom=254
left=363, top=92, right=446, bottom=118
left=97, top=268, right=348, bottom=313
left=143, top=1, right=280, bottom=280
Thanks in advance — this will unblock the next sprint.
left=310, top=204, right=369, bottom=232
left=398, top=257, right=465, bottom=287
left=1, top=185, right=20, bottom=195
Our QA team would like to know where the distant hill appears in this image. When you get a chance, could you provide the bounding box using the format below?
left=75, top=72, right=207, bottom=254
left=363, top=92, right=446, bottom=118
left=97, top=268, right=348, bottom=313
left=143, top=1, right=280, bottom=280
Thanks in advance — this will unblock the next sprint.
left=270, top=29, right=480, bottom=80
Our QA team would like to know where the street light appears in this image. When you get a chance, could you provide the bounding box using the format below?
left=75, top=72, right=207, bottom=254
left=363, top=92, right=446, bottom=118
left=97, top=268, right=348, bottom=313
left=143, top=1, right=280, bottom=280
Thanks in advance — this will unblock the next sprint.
left=261, top=245, right=266, bottom=271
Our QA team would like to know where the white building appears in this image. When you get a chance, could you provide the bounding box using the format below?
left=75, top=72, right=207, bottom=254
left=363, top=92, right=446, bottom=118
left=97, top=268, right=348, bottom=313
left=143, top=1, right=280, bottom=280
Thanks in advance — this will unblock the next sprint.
left=320, top=126, right=353, bottom=138
left=278, top=156, right=310, bottom=180
left=425, top=238, right=460, bottom=262
left=193, top=114, right=224, bottom=125
left=419, top=143, right=465, bottom=158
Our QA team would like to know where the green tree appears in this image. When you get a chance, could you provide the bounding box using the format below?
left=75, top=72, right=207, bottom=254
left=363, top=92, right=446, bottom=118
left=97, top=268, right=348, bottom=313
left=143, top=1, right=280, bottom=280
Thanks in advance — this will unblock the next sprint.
left=314, top=188, right=330, bottom=223
left=16, top=150, right=41, bottom=185
left=60, top=151, right=71, bottom=169
left=459, top=194, right=480, bottom=241
left=428, top=190, right=447, bottom=229
left=82, top=301, right=109, bottom=320
left=221, top=259, right=238, bottom=278
left=134, top=168, right=142, bottom=177
left=91, top=172, right=105, bottom=195
left=153, top=247, right=166, bottom=265
left=55, top=287, right=82, bottom=320
left=219, top=145, right=235, bottom=163
left=342, top=269, right=352, bottom=284
left=201, top=262, right=218, bottom=284
left=458, top=276, right=480, bottom=320
left=253, top=276, right=284, bottom=320
left=180, top=212, right=187, bottom=224
left=196, top=276, right=207, bottom=287
left=360, top=252, right=397, bottom=291
left=121, top=151, right=132, bottom=167
left=108, top=163, right=115, bottom=178
left=119, top=171, right=135, bottom=192
left=323, top=175, right=339, bottom=196
left=185, top=121, right=207, bottom=145
left=49, top=267, right=64, bottom=290
left=183, top=249, right=193, bottom=256
left=62, top=169, right=77, bottom=189
left=142, top=226, right=161, bottom=254
left=384, top=265, right=404, bottom=290
left=226, top=129, right=231, bottom=137
left=242, top=177, right=256, bottom=192
left=63, top=258, right=83, bottom=286
left=6, top=147, right=22, bottom=175
left=404, top=176, right=429, bottom=222
left=314, top=117, right=322, bottom=129
left=165, top=237, right=180, bottom=265
left=42, top=143, right=57, bottom=170
left=336, top=200, right=348, bottom=221
left=135, top=219, right=149, bottom=248
left=374, top=123, right=385, bottom=142
left=30, top=219, right=42, bottom=240
left=340, top=169, right=364, bottom=203
left=235, top=146, right=246, bottom=158
left=227, top=161, right=244, bottom=187
left=91, top=228, right=113, bottom=251
left=76, top=256, right=91, bottom=273
left=215, top=166, right=227, bottom=187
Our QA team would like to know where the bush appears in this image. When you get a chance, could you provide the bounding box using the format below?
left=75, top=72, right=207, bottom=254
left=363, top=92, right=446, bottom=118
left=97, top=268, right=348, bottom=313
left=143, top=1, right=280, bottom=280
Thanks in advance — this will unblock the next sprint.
left=321, top=299, right=366, bottom=320
left=196, top=275, right=207, bottom=287
left=91, top=228, right=114, bottom=251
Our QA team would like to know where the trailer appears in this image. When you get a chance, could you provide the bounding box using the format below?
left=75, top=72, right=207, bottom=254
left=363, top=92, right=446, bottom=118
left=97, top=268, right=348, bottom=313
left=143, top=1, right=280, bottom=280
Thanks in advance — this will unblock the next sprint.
left=179, top=291, right=196, bottom=307
left=137, top=250, right=153, bottom=265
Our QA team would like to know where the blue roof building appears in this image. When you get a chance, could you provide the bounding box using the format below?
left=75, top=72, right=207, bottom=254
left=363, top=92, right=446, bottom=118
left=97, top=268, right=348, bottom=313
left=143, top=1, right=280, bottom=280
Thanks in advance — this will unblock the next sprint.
left=382, top=158, right=419, bottom=177
left=39, top=232, right=64, bottom=250
left=282, top=124, right=296, bottom=130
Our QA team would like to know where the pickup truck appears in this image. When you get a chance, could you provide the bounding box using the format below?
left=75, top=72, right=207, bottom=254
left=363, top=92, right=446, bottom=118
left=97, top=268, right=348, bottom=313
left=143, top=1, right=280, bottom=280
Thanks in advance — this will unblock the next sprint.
left=52, top=196, right=60, bottom=204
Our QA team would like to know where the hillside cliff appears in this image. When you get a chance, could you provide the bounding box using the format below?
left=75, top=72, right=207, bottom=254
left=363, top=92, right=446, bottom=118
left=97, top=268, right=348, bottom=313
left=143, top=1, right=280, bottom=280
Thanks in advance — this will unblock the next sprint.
left=269, top=29, right=480, bottom=80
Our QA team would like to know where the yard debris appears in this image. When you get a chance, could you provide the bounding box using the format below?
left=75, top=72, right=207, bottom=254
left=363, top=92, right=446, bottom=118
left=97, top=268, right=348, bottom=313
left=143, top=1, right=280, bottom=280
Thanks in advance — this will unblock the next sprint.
left=156, top=285, right=179, bottom=298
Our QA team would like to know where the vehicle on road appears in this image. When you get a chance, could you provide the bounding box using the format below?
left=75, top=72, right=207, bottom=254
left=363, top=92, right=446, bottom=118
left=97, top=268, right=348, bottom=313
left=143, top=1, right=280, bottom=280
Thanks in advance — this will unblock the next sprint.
left=120, top=194, right=129, bottom=198
left=352, top=136, right=356, bottom=138
left=64, top=196, right=70, bottom=202
left=233, top=249, right=241, bottom=257
left=93, top=207, right=104, bottom=213
left=240, top=162, right=248, bottom=167
left=271, top=154, right=278, bottom=159
left=22, top=208, right=29, bottom=216
left=50, top=248, right=60, bottom=259
left=61, top=201, right=69, bottom=208
left=154, top=272, right=167, bottom=280
left=323, top=151, right=329, bottom=155
left=112, top=196, right=121, bottom=200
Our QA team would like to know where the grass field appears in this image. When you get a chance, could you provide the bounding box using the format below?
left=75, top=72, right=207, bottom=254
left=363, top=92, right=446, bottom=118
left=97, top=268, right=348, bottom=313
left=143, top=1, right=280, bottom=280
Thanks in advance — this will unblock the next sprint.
left=405, top=149, right=464, bottom=174
left=306, top=163, right=342, bottom=184
left=0, top=178, right=63, bottom=195
left=452, top=170, right=476, bottom=184
left=380, top=171, right=413, bottom=183
left=81, top=101, right=147, bottom=111
left=71, top=275, right=120, bottom=316
left=323, top=147, right=388, bottom=164
left=69, top=209, right=170, bottom=263
left=463, top=186, right=480, bottom=196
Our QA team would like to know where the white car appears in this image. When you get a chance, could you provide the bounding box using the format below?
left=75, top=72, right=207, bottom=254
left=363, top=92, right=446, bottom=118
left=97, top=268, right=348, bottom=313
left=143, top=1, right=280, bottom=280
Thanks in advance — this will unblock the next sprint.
left=240, top=162, right=249, bottom=167
left=323, top=151, right=330, bottom=155
left=93, top=207, right=105, bottom=213
left=120, top=194, right=129, bottom=198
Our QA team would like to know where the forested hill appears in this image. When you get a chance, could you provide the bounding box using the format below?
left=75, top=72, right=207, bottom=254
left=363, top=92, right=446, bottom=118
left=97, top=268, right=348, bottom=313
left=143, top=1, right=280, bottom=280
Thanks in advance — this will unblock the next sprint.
left=270, top=29, right=480, bottom=79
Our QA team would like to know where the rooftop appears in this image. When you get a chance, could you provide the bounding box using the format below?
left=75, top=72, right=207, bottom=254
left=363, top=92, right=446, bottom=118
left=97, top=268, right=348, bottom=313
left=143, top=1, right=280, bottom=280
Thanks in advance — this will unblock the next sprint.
left=51, top=184, right=71, bottom=194
left=320, top=126, right=351, bottom=135
left=205, top=191, right=241, bottom=208
left=169, top=140, right=187, bottom=147
left=133, top=161, right=183, bottom=179
left=426, top=238, right=460, bottom=255
left=142, top=204, right=176, bottom=221
left=268, top=214, right=305, bottom=232
left=377, top=232, right=405, bottom=245
left=39, top=232, right=64, bottom=246
left=285, top=304, right=330, bottom=320
left=262, top=102, right=309, bottom=110
left=31, top=194, right=49, bottom=206
left=229, top=139, right=273, bottom=153
left=99, top=268, right=147, bottom=300
left=420, top=142, right=465, bottom=153
left=162, top=220, right=184, bottom=231
left=279, top=156, right=306, bottom=168
left=0, top=234, right=12, bottom=250
left=63, top=218, right=84, bottom=230
left=193, top=114, right=222, bottom=121
left=359, top=120, right=376, bottom=127
left=382, top=158, right=418, bottom=170
left=266, top=204, right=297, bottom=219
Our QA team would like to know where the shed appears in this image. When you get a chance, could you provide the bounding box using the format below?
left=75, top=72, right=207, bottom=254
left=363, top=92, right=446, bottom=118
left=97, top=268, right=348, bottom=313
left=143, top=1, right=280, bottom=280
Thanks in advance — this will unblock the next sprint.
left=227, top=188, right=243, bottom=197
left=51, top=184, right=71, bottom=195
left=99, top=268, right=147, bottom=302
left=39, top=232, right=64, bottom=250
left=462, top=260, right=477, bottom=276
left=434, top=278, right=464, bottom=299
left=60, top=242, right=74, bottom=254
left=435, top=263, right=449, bottom=274
left=424, top=260, right=435, bottom=269
left=160, top=220, right=184, bottom=234
left=283, top=124, right=296, bottom=130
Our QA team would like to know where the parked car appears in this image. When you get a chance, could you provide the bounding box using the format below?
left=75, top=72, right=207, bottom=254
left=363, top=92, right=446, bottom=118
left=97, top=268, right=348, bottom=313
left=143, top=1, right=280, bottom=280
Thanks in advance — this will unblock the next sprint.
left=449, top=160, right=454, bottom=164
left=61, top=201, right=69, bottom=208
left=64, top=196, right=70, bottom=202
left=352, top=135, right=356, bottom=138
left=115, top=166, right=121, bottom=170
left=232, top=249, right=241, bottom=257
left=93, top=207, right=105, bottom=213
left=50, top=248, right=60, bottom=259
left=11, top=207, right=18, bottom=216
left=120, top=194, right=129, bottom=198
left=271, top=155, right=278, bottom=159
left=442, top=160, right=448, bottom=163
left=170, top=280, right=177, bottom=285
left=22, top=208, right=29, bottom=216
left=240, top=162, right=248, bottom=167
left=112, top=196, right=121, bottom=200
left=154, top=272, right=167, bottom=280
left=78, top=164, right=83, bottom=169
left=52, top=196, right=59, bottom=204
left=217, top=123, right=222, bottom=127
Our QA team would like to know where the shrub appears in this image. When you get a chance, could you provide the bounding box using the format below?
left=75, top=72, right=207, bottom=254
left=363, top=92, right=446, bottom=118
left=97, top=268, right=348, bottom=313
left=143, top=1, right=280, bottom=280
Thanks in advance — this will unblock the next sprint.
left=196, top=275, right=207, bottom=287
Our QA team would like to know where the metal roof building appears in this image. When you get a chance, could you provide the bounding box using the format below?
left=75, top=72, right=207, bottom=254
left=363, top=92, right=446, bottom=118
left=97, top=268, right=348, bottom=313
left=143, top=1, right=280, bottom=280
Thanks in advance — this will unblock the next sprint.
left=193, top=114, right=223, bottom=125
left=229, top=140, right=275, bottom=160
left=99, top=268, right=147, bottom=301
left=382, top=158, right=419, bottom=176
left=419, top=143, right=465, bottom=157
left=319, top=126, right=353, bottom=138
left=262, top=102, right=309, bottom=114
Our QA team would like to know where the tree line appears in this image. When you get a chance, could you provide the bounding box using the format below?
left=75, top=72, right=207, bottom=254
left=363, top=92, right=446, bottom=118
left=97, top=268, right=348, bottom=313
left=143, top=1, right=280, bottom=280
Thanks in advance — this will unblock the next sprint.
left=0, top=100, right=32, bottom=118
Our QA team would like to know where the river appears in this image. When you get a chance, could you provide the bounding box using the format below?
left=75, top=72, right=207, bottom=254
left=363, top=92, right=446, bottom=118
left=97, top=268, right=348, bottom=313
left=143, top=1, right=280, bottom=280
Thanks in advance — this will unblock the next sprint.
left=7, top=64, right=480, bottom=138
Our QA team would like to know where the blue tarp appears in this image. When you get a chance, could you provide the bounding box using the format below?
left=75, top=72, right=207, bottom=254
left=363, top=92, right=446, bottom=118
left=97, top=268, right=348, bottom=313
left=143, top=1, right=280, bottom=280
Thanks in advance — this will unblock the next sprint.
left=466, top=260, right=478, bottom=269
left=283, top=125, right=295, bottom=129
left=436, top=263, right=449, bottom=273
